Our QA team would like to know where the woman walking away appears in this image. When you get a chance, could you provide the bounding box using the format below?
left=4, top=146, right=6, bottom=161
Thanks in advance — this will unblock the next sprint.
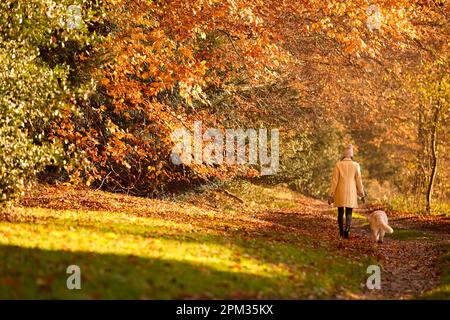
left=328, top=144, right=365, bottom=239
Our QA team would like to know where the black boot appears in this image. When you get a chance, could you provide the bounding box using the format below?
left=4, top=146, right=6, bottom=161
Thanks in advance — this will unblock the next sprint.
left=343, top=226, right=350, bottom=239
left=338, top=208, right=344, bottom=237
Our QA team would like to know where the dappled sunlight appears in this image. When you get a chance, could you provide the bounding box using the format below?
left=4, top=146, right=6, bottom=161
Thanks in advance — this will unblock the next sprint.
left=0, top=244, right=286, bottom=299
left=1, top=181, right=448, bottom=299
left=1, top=206, right=313, bottom=284
left=0, top=187, right=376, bottom=299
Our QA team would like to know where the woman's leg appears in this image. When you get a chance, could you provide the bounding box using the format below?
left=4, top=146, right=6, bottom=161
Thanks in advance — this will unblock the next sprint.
left=345, top=207, right=353, bottom=228
left=337, top=207, right=344, bottom=237
left=343, top=207, right=353, bottom=239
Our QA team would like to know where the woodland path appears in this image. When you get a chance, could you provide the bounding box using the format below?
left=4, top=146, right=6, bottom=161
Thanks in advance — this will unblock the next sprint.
left=255, top=197, right=450, bottom=299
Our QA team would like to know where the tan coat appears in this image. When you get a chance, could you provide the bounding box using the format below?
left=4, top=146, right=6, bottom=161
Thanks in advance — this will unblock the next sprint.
left=330, top=158, right=364, bottom=208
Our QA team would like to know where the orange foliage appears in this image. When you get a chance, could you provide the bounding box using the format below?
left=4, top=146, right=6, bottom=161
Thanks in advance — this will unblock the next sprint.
left=53, top=0, right=446, bottom=196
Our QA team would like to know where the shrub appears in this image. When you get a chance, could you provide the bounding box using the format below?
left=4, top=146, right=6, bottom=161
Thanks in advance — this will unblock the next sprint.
left=0, top=0, right=103, bottom=205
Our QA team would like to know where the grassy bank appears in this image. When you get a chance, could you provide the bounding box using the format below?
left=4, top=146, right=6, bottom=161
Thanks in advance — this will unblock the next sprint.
left=0, top=182, right=373, bottom=299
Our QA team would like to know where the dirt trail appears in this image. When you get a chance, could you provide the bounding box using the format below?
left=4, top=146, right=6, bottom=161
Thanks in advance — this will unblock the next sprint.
left=351, top=209, right=449, bottom=299
left=255, top=198, right=450, bottom=299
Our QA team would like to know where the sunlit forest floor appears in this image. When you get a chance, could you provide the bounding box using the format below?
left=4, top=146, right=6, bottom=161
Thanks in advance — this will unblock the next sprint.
left=0, top=181, right=448, bottom=299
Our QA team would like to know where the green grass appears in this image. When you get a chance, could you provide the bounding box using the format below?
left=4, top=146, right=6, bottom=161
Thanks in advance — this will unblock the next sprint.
left=352, top=214, right=435, bottom=242
left=351, top=212, right=367, bottom=221
left=419, top=244, right=450, bottom=299
left=388, top=228, right=435, bottom=241
left=225, top=180, right=302, bottom=209
left=381, top=195, right=450, bottom=216
left=0, top=187, right=374, bottom=299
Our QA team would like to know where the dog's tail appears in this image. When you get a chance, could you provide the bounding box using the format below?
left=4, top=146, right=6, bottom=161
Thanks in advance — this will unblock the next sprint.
left=381, top=221, right=394, bottom=234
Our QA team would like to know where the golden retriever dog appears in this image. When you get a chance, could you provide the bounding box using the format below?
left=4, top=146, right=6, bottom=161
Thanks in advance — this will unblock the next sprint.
left=367, top=210, right=394, bottom=243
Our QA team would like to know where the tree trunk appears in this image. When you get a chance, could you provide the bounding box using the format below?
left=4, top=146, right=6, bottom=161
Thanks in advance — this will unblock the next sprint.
left=425, top=105, right=439, bottom=213
left=416, top=107, right=426, bottom=200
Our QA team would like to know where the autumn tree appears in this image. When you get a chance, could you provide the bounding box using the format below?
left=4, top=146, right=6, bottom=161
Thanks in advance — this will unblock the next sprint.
left=36, top=0, right=448, bottom=203
left=56, top=0, right=290, bottom=195
left=412, top=60, right=449, bottom=212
